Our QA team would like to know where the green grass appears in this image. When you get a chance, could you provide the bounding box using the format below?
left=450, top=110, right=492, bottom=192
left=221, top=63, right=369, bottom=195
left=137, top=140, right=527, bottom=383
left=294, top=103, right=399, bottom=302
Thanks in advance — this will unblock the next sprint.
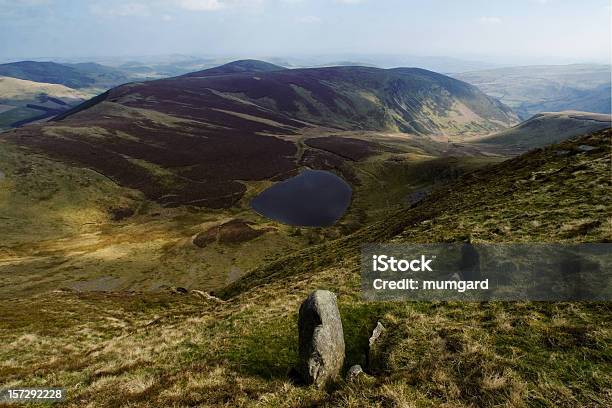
left=0, top=130, right=610, bottom=407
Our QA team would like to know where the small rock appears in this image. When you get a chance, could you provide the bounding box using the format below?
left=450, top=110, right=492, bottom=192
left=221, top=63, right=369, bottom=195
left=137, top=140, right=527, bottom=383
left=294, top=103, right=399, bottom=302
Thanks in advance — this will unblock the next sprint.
left=367, top=321, right=386, bottom=374
left=369, top=321, right=385, bottom=348
left=577, top=144, right=597, bottom=152
left=191, top=290, right=225, bottom=303
left=298, top=290, right=345, bottom=387
left=174, top=287, right=188, bottom=294
left=346, top=364, right=364, bottom=381
left=554, top=150, right=570, bottom=156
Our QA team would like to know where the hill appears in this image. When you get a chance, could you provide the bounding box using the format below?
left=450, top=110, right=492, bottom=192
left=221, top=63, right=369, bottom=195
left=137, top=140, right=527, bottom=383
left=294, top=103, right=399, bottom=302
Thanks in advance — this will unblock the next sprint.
left=454, top=64, right=611, bottom=119
left=477, top=111, right=611, bottom=150
left=0, top=61, right=132, bottom=91
left=186, top=59, right=287, bottom=76
left=63, top=62, right=131, bottom=89
left=177, top=64, right=518, bottom=133
left=0, top=61, right=96, bottom=89
left=1, top=129, right=609, bottom=407
left=0, top=76, right=93, bottom=130
left=4, top=61, right=517, bottom=212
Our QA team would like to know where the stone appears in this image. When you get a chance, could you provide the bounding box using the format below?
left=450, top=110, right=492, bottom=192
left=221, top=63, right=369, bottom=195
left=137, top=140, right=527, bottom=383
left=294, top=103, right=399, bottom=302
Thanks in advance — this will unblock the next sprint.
left=297, top=290, right=345, bottom=387
left=346, top=364, right=364, bottom=381
left=577, top=144, right=597, bottom=152
left=367, top=321, right=386, bottom=374
left=191, top=290, right=225, bottom=303
left=369, top=321, right=385, bottom=348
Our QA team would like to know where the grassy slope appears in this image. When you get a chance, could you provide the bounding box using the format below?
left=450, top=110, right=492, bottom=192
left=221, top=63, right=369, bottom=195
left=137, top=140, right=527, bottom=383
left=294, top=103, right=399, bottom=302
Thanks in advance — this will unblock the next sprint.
left=0, top=135, right=311, bottom=297
left=0, top=123, right=491, bottom=298
left=0, top=129, right=609, bottom=407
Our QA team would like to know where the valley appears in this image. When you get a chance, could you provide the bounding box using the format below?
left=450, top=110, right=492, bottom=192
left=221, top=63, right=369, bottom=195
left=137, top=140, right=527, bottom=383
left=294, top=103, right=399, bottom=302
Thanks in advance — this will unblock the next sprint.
left=454, top=64, right=611, bottom=119
left=1, top=60, right=608, bottom=298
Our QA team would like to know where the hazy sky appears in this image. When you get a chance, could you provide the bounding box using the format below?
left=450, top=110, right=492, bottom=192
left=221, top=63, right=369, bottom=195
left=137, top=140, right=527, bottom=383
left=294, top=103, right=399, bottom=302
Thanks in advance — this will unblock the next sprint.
left=1, top=0, right=610, bottom=64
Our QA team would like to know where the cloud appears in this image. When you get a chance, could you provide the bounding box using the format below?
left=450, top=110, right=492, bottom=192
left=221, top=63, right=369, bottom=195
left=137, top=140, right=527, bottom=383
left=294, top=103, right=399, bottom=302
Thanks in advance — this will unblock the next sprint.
left=176, top=0, right=225, bottom=11
left=297, top=15, right=321, bottom=24
left=12, top=0, right=52, bottom=4
left=91, top=3, right=151, bottom=17
left=478, top=16, right=502, bottom=24
left=336, top=0, right=366, bottom=3
left=89, top=0, right=263, bottom=18
left=175, top=0, right=264, bottom=11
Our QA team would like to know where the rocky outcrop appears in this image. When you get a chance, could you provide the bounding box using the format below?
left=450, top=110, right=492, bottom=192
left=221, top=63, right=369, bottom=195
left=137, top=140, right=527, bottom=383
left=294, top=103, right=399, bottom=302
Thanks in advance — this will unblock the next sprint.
left=297, top=290, right=345, bottom=387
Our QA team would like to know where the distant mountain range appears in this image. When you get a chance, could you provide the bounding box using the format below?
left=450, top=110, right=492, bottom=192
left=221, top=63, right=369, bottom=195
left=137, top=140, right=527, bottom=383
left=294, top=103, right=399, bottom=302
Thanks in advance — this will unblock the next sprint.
left=1, top=60, right=609, bottom=131
left=454, top=64, right=611, bottom=119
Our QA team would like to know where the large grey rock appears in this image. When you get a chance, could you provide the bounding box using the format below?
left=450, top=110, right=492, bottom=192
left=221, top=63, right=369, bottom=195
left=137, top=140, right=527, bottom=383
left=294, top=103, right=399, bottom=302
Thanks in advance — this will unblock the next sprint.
left=298, top=290, right=345, bottom=387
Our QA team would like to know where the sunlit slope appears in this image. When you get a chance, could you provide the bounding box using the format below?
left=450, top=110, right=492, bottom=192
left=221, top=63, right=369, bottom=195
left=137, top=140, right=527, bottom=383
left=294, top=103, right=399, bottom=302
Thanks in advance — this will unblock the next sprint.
left=0, top=76, right=92, bottom=130
left=0, top=60, right=130, bottom=90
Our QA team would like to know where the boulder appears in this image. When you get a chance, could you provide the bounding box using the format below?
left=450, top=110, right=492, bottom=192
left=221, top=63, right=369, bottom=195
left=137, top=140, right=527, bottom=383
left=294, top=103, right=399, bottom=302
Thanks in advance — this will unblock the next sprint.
left=297, top=290, right=345, bottom=387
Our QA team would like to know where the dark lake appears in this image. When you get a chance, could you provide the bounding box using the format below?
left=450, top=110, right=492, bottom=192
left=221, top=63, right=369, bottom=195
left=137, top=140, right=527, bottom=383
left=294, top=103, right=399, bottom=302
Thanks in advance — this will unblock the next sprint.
left=251, top=169, right=352, bottom=227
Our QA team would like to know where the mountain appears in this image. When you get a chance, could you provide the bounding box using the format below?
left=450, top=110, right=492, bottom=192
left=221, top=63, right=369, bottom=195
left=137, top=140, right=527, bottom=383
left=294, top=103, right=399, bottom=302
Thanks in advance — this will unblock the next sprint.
left=4, top=62, right=517, bottom=210
left=187, top=59, right=287, bottom=76
left=63, top=62, right=131, bottom=89
left=1, top=128, right=609, bottom=407
left=60, top=62, right=518, bottom=134
left=0, top=61, right=131, bottom=90
left=0, top=61, right=96, bottom=89
left=0, top=76, right=93, bottom=130
left=478, top=111, right=611, bottom=150
left=454, top=64, right=612, bottom=119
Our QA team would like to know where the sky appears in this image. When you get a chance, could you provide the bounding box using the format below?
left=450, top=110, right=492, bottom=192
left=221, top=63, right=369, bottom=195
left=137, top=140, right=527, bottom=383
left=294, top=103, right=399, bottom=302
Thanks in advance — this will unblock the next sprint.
left=0, top=0, right=610, bottom=65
